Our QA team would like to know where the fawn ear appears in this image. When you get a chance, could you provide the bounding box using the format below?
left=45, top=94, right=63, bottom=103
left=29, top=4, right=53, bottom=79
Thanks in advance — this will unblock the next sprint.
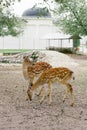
left=23, top=55, right=26, bottom=59
left=23, top=54, right=30, bottom=61
left=23, top=54, right=27, bottom=59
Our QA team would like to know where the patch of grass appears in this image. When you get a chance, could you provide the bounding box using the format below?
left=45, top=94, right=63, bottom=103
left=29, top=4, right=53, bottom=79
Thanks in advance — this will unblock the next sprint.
left=0, top=49, right=45, bottom=56
left=0, top=49, right=30, bottom=53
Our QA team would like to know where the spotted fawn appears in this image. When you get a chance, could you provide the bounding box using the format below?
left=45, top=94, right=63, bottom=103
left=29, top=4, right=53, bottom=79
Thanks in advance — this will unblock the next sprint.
left=27, top=67, right=74, bottom=106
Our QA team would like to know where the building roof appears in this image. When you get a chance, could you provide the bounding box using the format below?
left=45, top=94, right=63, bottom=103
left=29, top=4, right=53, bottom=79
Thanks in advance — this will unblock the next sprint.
left=22, top=7, right=51, bottom=18
left=42, top=33, right=70, bottom=40
left=69, top=35, right=82, bottom=39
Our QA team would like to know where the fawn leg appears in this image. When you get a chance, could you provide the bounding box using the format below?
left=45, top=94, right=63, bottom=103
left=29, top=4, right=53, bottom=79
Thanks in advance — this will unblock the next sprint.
left=40, top=89, right=47, bottom=104
left=65, top=83, right=74, bottom=106
left=26, top=79, right=33, bottom=101
left=40, top=82, right=52, bottom=105
left=36, top=86, right=44, bottom=96
left=26, top=84, right=33, bottom=101
left=63, top=89, right=68, bottom=103
left=48, top=82, right=52, bottom=105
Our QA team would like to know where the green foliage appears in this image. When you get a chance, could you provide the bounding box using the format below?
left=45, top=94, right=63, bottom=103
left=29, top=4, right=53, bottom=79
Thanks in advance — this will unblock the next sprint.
left=53, top=0, right=87, bottom=36
left=0, top=0, right=25, bottom=36
left=0, top=0, right=21, bottom=7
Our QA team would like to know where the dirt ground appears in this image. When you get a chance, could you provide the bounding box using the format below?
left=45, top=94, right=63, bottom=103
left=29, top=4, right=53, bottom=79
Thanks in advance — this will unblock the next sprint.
left=0, top=54, right=87, bottom=130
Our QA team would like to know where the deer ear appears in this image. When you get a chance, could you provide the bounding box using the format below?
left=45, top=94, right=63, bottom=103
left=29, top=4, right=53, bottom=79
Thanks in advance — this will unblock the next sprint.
left=23, top=54, right=27, bottom=59
left=23, top=55, right=26, bottom=59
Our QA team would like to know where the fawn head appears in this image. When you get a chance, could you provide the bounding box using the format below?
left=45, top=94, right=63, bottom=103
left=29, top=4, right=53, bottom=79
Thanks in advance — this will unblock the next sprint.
left=23, top=54, right=32, bottom=63
left=23, top=54, right=29, bottom=60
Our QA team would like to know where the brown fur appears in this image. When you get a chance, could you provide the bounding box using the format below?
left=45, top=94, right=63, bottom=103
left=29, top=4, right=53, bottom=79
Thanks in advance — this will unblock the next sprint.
left=22, top=55, right=52, bottom=98
left=27, top=67, right=74, bottom=106
left=27, top=61, right=52, bottom=85
left=22, top=55, right=52, bottom=84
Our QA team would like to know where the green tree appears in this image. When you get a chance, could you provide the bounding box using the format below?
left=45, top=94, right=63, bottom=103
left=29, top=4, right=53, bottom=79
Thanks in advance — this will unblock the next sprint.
left=53, top=0, right=87, bottom=36
left=0, top=0, right=25, bottom=36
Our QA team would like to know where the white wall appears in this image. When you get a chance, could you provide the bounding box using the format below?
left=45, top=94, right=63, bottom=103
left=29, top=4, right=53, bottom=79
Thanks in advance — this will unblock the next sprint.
left=0, top=18, right=56, bottom=50
left=0, top=17, right=87, bottom=52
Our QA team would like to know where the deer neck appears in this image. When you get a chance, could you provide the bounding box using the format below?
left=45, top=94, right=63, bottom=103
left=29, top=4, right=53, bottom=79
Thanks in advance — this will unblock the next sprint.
left=23, top=60, right=32, bottom=69
left=22, top=60, right=32, bottom=80
left=31, top=80, right=40, bottom=91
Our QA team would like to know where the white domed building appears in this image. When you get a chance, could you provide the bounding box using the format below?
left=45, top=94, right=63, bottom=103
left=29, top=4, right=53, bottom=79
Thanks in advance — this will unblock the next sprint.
left=0, top=6, right=87, bottom=53
left=22, top=7, right=75, bottom=50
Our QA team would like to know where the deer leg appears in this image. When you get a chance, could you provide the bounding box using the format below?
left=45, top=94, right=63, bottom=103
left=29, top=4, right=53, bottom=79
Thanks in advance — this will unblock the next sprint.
left=26, top=83, right=33, bottom=101
left=64, top=83, right=74, bottom=106
left=63, top=89, right=68, bottom=103
left=25, top=83, right=30, bottom=101
left=40, top=89, right=47, bottom=104
left=48, top=82, right=52, bottom=105
left=40, top=83, right=51, bottom=104
left=36, top=86, right=44, bottom=96
left=29, top=77, right=34, bottom=87
left=37, top=85, right=50, bottom=97
left=26, top=78, right=34, bottom=101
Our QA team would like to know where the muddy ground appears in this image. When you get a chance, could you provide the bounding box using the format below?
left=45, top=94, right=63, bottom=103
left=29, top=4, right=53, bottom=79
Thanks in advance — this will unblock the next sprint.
left=0, top=54, right=87, bottom=130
